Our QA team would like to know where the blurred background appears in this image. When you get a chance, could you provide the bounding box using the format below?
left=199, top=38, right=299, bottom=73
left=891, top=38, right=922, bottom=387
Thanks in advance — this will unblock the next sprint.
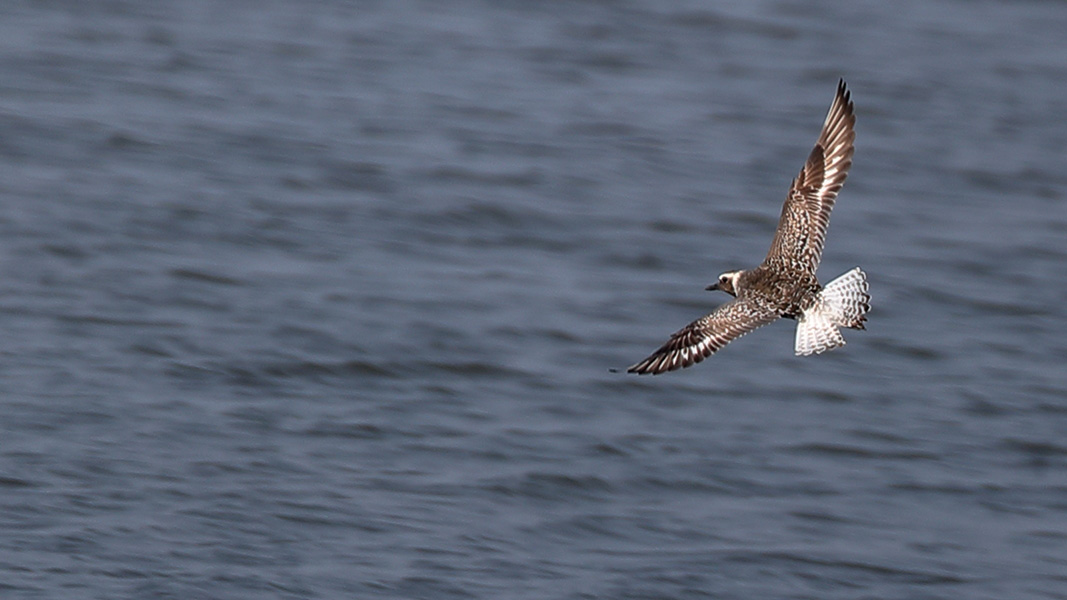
left=0, top=1, right=1065, bottom=598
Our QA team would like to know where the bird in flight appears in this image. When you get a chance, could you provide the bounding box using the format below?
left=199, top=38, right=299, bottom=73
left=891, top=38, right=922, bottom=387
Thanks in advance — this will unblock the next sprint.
left=627, top=79, right=870, bottom=375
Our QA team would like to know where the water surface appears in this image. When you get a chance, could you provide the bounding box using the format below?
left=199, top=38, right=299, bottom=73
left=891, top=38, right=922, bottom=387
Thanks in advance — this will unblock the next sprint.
left=0, top=1, right=1065, bottom=598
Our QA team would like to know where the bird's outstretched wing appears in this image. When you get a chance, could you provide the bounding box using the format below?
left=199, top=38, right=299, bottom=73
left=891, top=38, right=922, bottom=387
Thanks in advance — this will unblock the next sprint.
left=627, top=297, right=780, bottom=375
left=763, top=79, right=855, bottom=275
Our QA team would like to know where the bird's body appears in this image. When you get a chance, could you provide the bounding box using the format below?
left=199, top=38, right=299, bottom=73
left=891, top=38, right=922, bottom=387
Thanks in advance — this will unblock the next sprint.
left=627, top=80, right=870, bottom=375
left=735, top=265, right=820, bottom=318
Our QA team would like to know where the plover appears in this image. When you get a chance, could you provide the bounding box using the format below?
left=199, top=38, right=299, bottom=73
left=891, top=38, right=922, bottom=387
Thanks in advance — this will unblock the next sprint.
left=627, top=79, right=870, bottom=375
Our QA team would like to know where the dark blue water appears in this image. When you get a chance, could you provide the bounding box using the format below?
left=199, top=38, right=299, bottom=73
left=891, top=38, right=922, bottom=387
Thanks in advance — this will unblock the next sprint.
left=1, top=1, right=1065, bottom=598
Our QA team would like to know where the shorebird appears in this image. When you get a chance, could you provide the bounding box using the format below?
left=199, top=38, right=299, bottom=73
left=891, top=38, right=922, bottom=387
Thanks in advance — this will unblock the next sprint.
left=627, top=79, right=870, bottom=375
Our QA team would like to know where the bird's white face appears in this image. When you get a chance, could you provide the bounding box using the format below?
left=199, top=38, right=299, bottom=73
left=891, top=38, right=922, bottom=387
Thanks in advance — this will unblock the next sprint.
left=714, top=270, right=743, bottom=297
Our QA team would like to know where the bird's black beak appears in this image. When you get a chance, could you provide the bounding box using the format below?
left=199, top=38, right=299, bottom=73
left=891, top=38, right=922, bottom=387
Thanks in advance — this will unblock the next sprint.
left=705, top=283, right=719, bottom=291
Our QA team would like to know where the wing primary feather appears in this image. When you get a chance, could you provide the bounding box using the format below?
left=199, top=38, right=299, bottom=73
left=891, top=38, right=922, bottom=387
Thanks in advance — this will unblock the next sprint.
left=762, top=80, right=856, bottom=274
left=627, top=298, right=779, bottom=375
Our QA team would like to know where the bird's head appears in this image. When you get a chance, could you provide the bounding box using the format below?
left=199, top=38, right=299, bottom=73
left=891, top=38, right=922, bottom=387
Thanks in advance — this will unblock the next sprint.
left=706, top=270, right=743, bottom=297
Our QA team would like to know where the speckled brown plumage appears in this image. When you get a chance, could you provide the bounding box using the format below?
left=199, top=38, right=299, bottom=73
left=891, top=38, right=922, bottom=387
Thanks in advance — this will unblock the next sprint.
left=628, top=80, right=869, bottom=375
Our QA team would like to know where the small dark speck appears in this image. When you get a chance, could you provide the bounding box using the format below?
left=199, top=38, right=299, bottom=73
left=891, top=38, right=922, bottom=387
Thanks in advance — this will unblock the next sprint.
left=169, top=268, right=243, bottom=286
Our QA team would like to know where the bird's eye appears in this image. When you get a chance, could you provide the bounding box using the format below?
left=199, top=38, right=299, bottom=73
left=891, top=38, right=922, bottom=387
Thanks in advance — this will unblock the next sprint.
left=720, top=276, right=728, bottom=283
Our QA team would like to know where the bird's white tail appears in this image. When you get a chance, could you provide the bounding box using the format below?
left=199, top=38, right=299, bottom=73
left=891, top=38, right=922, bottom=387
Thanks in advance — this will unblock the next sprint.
left=795, top=267, right=870, bottom=356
